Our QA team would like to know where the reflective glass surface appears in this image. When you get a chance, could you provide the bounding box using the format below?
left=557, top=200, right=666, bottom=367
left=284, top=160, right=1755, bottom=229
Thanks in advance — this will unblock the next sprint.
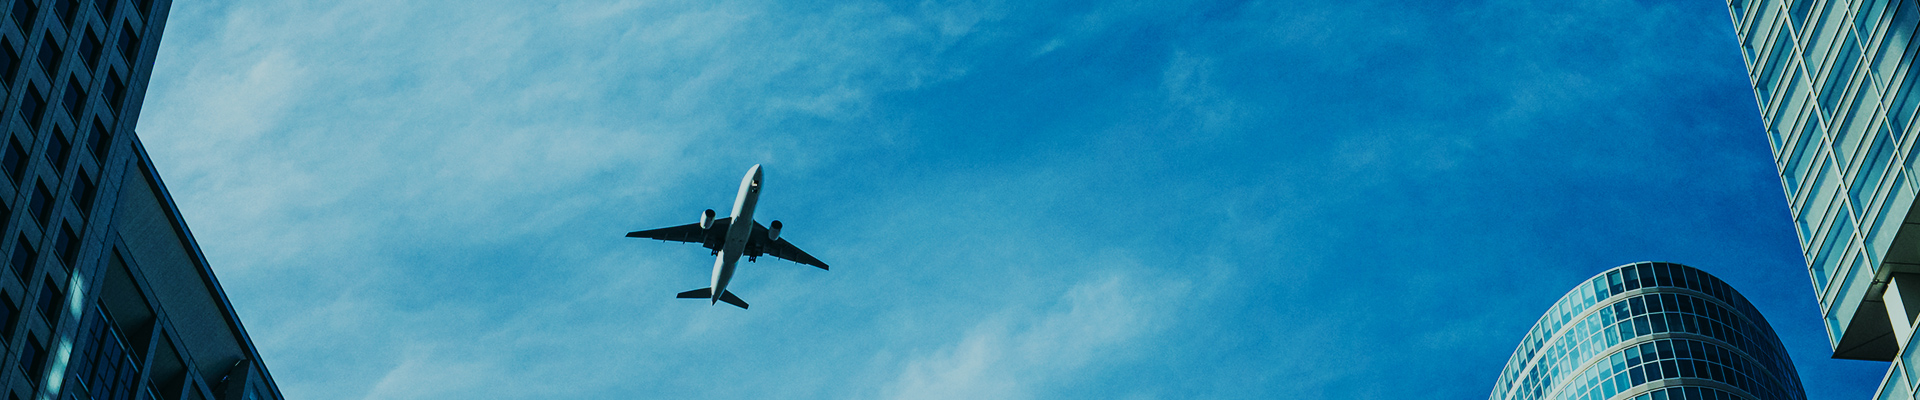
left=1733, top=0, right=1920, bottom=349
left=1490, top=263, right=1806, bottom=400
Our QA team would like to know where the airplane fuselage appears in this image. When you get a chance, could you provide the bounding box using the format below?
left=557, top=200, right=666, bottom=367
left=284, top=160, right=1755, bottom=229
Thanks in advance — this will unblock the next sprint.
left=709, top=165, right=762, bottom=304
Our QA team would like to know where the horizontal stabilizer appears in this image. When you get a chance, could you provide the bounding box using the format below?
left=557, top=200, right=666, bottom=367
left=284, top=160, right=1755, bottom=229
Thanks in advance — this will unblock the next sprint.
left=719, top=290, right=749, bottom=309
left=676, top=288, right=712, bottom=299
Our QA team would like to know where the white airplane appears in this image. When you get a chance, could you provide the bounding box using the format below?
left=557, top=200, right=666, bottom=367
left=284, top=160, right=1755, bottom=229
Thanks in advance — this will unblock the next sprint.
left=626, top=164, right=827, bottom=309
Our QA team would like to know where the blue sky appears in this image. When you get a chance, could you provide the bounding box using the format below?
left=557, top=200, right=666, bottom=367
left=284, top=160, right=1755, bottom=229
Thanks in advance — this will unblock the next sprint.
left=127, top=0, right=1885, bottom=398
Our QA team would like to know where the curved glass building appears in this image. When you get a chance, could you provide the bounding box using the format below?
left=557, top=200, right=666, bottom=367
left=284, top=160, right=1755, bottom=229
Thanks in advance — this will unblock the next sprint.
left=1489, top=262, right=1806, bottom=400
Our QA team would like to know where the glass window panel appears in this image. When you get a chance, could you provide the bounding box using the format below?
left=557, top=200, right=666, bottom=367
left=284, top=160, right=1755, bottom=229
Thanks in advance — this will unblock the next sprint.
left=1890, top=55, right=1920, bottom=134
left=1755, top=1, right=1785, bottom=51
left=1785, top=120, right=1823, bottom=192
left=1761, top=25, right=1798, bottom=105
left=1881, top=365, right=1912, bottom=400
left=1869, top=173, right=1910, bottom=257
left=1853, top=127, right=1897, bottom=207
left=1798, top=157, right=1842, bottom=248
left=1823, top=35, right=1864, bottom=118
left=1777, top=72, right=1812, bottom=132
left=1812, top=207, right=1854, bottom=293
left=1906, top=342, right=1920, bottom=391
left=1841, top=78, right=1888, bottom=160
left=1808, top=0, right=1851, bottom=69
left=1791, top=0, right=1814, bottom=28
left=1831, top=254, right=1875, bottom=341
left=1863, top=0, right=1894, bottom=39
left=1875, top=1, right=1920, bottom=100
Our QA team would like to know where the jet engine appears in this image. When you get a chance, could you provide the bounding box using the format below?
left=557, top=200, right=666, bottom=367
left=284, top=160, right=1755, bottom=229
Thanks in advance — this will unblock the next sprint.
left=768, top=220, right=783, bottom=242
left=700, top=209, right=716, bottom=230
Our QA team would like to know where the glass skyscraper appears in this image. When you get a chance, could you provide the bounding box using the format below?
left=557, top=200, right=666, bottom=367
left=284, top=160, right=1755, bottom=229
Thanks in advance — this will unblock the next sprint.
left=1729, top=0, right=1920, bottom=398
left=1489, top=262, right=1806, bottom=400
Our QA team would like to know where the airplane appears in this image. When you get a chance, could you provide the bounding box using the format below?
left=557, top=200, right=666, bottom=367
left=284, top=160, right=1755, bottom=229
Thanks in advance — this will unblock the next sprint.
left=625, top=164, right=827, bottom=309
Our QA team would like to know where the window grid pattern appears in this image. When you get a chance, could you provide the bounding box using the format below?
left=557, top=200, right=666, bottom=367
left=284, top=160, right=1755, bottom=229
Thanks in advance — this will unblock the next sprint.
left=64, top=303, right=133, bottom=400
left=1730, top=0, right=1920, bottom=348
left=1509, top=292, right=1797, bottom=400
left=1490, top=263, right=1805, bottom=400
left=0, top=0, right=185, bottom=398
left=1625, top=386, right=1765, bottom=400
left=1492, top=263, right=1794, bottom=393
left=1560, top=338, right=1788, bottom=400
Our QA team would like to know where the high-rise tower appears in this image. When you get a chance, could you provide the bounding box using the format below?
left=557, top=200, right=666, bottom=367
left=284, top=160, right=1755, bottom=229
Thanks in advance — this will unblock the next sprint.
left=0, top=0, right=287, bottom=399
left=1730, top=0, right=1920, bottom=398
left=1489, top=262, right=1806, bottom=400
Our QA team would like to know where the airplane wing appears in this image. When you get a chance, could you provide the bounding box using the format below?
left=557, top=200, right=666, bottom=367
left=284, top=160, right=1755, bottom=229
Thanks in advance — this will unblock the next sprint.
left=626, top=218, right=730, bottom=250
left=750, top=222, right=829, bottom=270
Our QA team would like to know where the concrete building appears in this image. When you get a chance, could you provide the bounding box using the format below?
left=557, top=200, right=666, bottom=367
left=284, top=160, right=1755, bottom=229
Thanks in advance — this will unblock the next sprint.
left=0, top=0, right=286, bottom=399
left=1490, top=262, right=1806, bottom=400
left=1727, top=0, right=1920, bottom=397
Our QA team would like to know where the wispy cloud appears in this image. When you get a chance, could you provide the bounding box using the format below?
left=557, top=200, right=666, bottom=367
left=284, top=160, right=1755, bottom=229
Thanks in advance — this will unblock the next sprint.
left=882, top=272, right=1187, bottom=400
left=130, top=0, right=1882, bottom=399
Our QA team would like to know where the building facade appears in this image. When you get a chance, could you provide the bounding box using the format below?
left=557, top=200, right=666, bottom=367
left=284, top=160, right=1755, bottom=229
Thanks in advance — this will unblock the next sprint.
left=0, top=0, right=286, bottom=399
left=1489, top=262, right=1806, bottom=400
left=1729, top=0, right=1920, bottom=398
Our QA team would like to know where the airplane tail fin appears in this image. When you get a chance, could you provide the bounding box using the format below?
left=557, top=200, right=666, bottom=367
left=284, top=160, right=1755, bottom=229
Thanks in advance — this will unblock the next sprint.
left=719, top=290, right=749, bottom=309
left=676, top=288, right=712, bottom=299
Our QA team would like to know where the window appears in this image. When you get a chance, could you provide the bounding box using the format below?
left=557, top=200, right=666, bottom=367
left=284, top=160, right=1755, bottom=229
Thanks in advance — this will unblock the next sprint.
left=69, top=170, right=89, bottom=214
left=102, top=71, right=120, bottom=112
left=61, top=78, right=81, bottom=120
left=20, top=334, right=42, bottom=384
left=0, top=39, right=16, bottom=85
left=9, top=0, right=33, bottom=31
left=0, top=293, right=14, bottom=341
left=115, top=22, right=133, bottom=63
left=75, top=302, right=134, bottom=400
left=86, top=118, right=106, bottom=159
left=35, top=278, right=58, bottom=322
left=52, top=222, right=72, bottom=267
left=20, top=83, right=43, bottom=129
left=37, top=34, right=59, bottom=76
left=2, top=137, right=23, bottom=182
left=1790, top=0, right=1814, bottom=25
left=133, top=0, right=147, bottom=18
left=43, top=126, right=66, bottom=173
left=30, top=181, right=50, bottom=225
left=52, top=0, right=72, bottom=27
left=92, top=0, right=111, bottom=18
left=7, top=237, right=28, bottom=284
left=78, top=27, right=97, bottom=69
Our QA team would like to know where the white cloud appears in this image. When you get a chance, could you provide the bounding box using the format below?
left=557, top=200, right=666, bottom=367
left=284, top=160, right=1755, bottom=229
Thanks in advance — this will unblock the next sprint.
left=138, top=0, right=1025, bottom=398
left=882, top=272, right=1187, bottom=400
